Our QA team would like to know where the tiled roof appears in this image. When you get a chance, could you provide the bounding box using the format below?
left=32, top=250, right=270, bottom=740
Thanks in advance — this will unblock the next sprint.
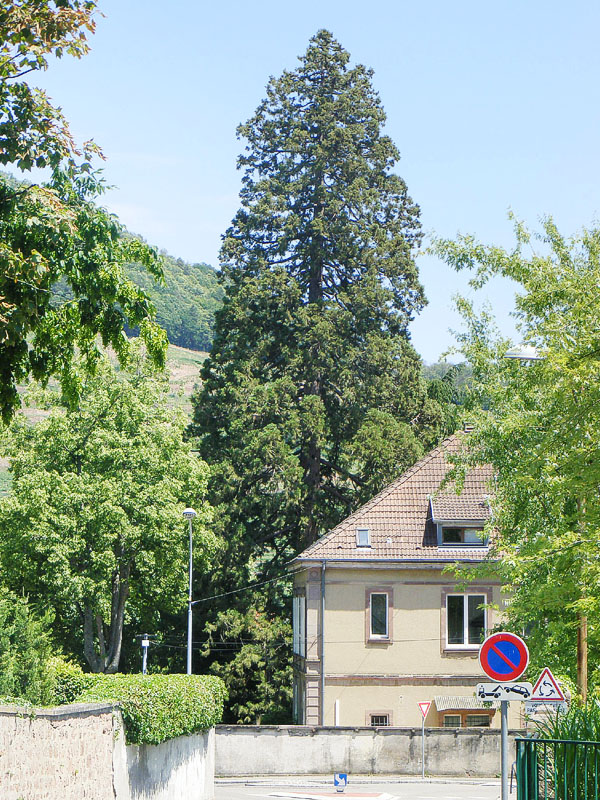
left=291, top=433, right=494, bottom=564
left=430, top=489, right=490, bottom=523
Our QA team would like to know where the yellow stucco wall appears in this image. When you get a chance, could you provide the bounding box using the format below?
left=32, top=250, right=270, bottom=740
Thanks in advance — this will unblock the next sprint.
left=323, top=682, right=523, bottom=728
left=294, top=563, right=522, bottom=729
left=323, top=566, right=501, bottom=676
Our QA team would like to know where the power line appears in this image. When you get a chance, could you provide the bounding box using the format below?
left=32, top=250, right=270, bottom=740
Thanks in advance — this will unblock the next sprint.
left=152, top=636, right=441, bottom=650
left=191, top=572, right=294, bottom=606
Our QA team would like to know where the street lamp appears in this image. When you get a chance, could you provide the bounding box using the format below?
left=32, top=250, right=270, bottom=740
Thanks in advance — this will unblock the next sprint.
left=503, top=344, right=544, bottom=361
left=182, top=507, right=197, bottom=675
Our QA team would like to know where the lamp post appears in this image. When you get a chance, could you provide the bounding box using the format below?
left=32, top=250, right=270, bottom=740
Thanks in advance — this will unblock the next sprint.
left=182, top=507, right=197, bottom=675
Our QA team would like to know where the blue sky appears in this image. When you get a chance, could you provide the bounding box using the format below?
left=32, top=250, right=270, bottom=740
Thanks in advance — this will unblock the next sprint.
left=30, top=0, right=600, bottom=362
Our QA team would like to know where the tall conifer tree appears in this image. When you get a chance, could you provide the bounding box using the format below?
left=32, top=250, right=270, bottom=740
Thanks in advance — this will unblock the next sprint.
left=191, top=29, right=443, bottom=561
left=189, top=35, right=448, bottom=718
left=191, top=30, right=444, bottom=721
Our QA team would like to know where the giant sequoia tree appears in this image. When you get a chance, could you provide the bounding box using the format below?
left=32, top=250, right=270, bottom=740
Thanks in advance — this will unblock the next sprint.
left=191, top=30, right=445, bottom=573
left=190, top=31, right=452, bottom=720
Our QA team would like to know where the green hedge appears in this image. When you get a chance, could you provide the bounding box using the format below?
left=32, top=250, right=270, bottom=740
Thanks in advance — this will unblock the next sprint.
left=78, top=673, right=227, bottom=745
left=47, top=657, right=95, bottom=705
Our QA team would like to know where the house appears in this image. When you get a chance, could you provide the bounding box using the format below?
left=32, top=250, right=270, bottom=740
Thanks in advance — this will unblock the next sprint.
left=289, top=432, right=522, bottom=729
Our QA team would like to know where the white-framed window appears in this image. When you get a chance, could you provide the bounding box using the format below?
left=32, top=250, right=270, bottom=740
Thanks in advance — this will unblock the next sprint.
left=292, top=594, right=306, bottom=656
left=370, top=714, right=390, bottom=727
left=356, top=528, right=371, bottom=547
left=446, top=593, right=486, bottom=647
left=439, top=525, right=487, bottom=546
left=443, top=714, right=461, bottom=728
left=370, top=592, right=389, bottom=638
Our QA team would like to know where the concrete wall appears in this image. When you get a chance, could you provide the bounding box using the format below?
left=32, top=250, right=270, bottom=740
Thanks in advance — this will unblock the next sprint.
left=216, top=724, right=520, bottom=778
left=116, top=728, right=215, bottom=800
left=0, top=703, right=215, bottom=800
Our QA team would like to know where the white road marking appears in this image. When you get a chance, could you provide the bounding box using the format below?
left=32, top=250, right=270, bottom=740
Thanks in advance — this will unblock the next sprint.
left=267, top=793, right=396, bottom=800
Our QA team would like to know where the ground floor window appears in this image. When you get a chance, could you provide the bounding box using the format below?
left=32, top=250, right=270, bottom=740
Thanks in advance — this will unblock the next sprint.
left=443, top=714, right=461, bottom=728
left=369, top=714, right=390, bottom=727
left=443, top=712, right=493, bottom=728
left=292, top=676, right=305, bottom=724
left=466, top=714, right=491, bottom=727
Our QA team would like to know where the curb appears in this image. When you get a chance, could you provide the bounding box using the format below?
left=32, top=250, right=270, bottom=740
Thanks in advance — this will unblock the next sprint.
left=216, top=776, right=501, bottom=786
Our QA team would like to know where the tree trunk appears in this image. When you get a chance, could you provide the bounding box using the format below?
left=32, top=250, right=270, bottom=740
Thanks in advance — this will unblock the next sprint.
left=576, top=499, right=588, bottom=702
left=301, top=436, right=321, bottom=547
left=105, top=562, right=130, bottom=673
left=83, top=607, right=104, bottom=673
left=577, top=613, right=588, bottom=703
left=81, top=561, right=130, bottom=673
left=301, top=173, right=324, bottom=547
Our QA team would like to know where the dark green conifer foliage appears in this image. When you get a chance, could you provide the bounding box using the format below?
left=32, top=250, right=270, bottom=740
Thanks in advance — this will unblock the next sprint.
left=189, top=32, right=444, bottom=718
left=192, top=28, right=436, bottom=556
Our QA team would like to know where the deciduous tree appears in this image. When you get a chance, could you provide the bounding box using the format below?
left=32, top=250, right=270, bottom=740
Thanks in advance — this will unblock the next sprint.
left=0, top=2, right=167, bottom=421
left=0, top=354, right=219, bottom=672
left=434, top=217, right=600, bottom=700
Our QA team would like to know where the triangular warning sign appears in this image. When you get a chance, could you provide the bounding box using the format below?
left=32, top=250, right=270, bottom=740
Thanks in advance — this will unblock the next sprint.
left=418, top=701, right=431, bottom=718
left=531, top=668, right=565, bottom=702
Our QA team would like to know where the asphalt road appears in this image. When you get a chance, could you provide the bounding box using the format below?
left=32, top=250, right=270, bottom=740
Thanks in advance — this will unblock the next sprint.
left=215, top=778, right=504, bottom=800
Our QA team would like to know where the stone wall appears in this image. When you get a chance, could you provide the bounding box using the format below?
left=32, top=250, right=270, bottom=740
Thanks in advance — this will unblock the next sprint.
left=0, top=702, right=115, bottom=800
left=216, top=724, right=520, bottom=778
left=0, top=703, right=215, bottom=800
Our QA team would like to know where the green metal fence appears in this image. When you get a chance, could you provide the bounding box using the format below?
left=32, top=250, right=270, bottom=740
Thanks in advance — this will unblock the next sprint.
left=516, top=737, right=600, bottom=800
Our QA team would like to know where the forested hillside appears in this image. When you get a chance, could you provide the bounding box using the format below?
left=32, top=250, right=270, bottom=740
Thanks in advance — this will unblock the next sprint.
left=125, top=253, right=222, bottom=351
left=53, top=245, right=222, bottom=351
left=2, top=170, right=222, bottom=353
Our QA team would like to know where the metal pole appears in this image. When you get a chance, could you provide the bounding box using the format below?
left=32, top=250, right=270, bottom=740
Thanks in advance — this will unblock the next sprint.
left=320, top=561, right=325, bottom=725
left=422, top=715, right=425, bottom=779
left=501, top=700, right=508, bottom=800
left=187, top=516, right=193, bottom=675
left=141, top=635, right=149, bottom=675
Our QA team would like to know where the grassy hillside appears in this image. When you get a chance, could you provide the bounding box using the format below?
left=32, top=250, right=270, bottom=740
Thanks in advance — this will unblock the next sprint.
left=163, top=342, right=208, bottom=415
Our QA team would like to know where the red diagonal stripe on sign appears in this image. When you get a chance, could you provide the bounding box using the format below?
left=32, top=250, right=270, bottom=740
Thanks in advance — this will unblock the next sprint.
left=490, top=643, right=518, bottom=671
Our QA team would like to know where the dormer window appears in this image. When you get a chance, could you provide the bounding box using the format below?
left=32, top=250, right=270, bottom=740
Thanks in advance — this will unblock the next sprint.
left=356, top=528, right=371, bottom=547
left=439, top=526, right=487, bottom=547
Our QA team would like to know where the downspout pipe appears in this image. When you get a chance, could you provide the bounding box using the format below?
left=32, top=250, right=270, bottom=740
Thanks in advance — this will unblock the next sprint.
left=320, top=560, right=326, bottom=726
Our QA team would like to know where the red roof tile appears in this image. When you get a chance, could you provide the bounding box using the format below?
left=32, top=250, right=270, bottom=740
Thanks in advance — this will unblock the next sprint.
left=291, top=433, right=494, bottom=564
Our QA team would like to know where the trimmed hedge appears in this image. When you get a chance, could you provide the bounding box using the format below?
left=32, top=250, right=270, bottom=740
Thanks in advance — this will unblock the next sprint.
left=78, top=673, right=226, bottom=745
left=47, top=657, right=95, bottom=705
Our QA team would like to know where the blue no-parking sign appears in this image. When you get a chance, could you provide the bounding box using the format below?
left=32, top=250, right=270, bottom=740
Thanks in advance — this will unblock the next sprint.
left=479, top=632, right=529, bottom=682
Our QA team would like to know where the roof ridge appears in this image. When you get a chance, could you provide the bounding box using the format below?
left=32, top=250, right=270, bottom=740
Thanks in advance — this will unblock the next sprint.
left=296, top=432, right=463, bottom=559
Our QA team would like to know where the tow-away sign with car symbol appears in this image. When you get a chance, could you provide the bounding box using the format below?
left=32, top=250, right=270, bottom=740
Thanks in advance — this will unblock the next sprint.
left=476, top=681, right=533, bottom=700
